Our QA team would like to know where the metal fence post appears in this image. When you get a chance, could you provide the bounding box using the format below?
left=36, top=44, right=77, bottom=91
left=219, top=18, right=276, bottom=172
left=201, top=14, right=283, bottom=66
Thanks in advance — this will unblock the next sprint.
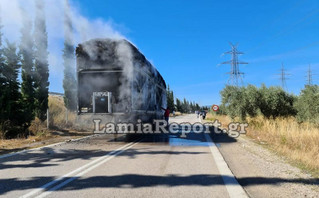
left=47, top=108, right=49, bottom=129
left=66, top=108, right=68, bottom=124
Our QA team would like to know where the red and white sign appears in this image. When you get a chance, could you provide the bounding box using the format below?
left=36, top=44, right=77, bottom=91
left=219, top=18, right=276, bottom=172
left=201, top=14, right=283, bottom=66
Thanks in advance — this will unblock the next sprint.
left=212, top=105, right=219, bottom=111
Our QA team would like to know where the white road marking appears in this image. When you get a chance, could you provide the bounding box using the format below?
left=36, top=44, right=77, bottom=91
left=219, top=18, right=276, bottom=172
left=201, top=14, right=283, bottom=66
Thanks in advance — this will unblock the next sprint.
left=199, top=115, right=247, bottom=198
left=20, top=140, right=139, bottom=198
left=204, top=134, right=248, bottom=198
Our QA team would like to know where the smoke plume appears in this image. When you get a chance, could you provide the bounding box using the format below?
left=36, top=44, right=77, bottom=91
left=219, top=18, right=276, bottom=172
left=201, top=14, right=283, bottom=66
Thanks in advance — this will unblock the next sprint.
left=0, top=0, right=124, bottom=91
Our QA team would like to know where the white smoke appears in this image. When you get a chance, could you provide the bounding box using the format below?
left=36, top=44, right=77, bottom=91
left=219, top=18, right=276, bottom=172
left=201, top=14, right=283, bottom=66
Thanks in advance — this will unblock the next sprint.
left=0, top=0, right=167, bottom=116
left=0, top=0, right=124, bottom=91
left=116, top=41, right=134, bottom=81
left=115, top=41, right=166, bottom=112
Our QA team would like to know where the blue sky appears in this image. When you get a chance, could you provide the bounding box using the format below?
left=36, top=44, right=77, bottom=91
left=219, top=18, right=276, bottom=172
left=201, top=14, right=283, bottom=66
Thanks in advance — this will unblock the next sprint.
left=18, top=0, right=319, bottom=106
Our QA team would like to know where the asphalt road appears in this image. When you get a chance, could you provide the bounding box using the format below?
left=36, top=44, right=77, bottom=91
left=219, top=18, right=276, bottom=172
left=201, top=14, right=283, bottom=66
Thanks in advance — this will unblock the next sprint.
left=0, top=114, right=247, bottom=198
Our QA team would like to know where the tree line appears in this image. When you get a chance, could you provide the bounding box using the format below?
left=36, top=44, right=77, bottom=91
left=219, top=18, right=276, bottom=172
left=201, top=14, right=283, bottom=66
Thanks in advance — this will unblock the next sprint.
left=166, top=85, right=202, bottom=113
left=0, top=0, right=76, bottom=138
left=0, top=1, right=49, bottom=138
left=218, top=84, right=319, bottom=125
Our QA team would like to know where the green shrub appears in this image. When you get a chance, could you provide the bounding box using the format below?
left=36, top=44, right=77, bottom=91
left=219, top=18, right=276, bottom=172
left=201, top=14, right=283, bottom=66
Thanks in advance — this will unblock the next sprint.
left=221, top=86, right=248, bottom=120
left=220, top=84, right=296, bottom=120
left=258, top=84, right=296, bottom=119
left=294, top=85, right=319, bottom=125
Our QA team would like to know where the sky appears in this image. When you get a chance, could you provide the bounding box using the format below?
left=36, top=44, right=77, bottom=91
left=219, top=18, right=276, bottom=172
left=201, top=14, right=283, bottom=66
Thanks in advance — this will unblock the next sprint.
left=1, top=0, right=319, bottom=106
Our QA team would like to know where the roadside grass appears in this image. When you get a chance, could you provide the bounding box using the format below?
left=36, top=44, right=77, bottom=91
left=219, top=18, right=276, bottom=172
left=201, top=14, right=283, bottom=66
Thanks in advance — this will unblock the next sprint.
left=171, top=111, right=182, bottom=117
left=206, top=112, right=319, bottom=177
left=47, top=95, right=77, bottom=129
left=206, top=113, right=232, bottom=128
left=28, top=95, right=78, bottom=135
left=0, top=95, right=89, bottom=155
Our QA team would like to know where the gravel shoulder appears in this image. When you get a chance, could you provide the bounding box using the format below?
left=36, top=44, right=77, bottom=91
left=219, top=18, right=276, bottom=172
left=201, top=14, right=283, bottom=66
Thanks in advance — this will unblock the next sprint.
left=212, top=132, right=319, bottom=198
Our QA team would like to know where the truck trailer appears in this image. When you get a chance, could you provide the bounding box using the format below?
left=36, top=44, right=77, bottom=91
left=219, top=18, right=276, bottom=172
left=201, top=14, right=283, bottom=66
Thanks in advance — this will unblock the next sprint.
left=76, top=38, right=167, bottom=126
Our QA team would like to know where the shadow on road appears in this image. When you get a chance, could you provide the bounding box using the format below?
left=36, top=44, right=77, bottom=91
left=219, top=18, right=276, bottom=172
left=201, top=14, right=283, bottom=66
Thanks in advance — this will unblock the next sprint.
left=237, top=176, right=319, bottom=187
left=0, top=146, right=207, bottom=170
left=209, top=126, right=238, bottom=144
left=0, top=174, right=318, bottom=195
left=0, top=126, right=237, bottom=170
left=124, top=125, right=239, bottom=144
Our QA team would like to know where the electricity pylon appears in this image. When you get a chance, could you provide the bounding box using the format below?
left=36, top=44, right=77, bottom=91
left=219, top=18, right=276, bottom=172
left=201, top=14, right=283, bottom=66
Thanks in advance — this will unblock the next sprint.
left=277, top=63, right=290, bottom=90
left=306, top=64, right=313, bottom=85
left=220, top=43, right=248, bottom=86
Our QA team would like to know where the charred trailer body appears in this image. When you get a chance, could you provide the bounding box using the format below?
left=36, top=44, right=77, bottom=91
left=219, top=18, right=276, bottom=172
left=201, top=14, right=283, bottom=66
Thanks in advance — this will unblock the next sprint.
left=76, top=39, right=167, bottom=125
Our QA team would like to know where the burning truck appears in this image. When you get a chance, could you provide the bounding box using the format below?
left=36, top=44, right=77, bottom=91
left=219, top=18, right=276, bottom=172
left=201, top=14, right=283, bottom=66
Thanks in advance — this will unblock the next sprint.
left=76, top=38, right=167, bottom=126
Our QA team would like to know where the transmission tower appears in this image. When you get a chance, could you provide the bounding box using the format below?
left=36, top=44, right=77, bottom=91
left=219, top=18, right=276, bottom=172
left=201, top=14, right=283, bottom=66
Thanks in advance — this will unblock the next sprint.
left=277, top=63, right=290, bottom=90
left=306, top=64, right=313, bottom=85
left=220, top=43, right=248, bottom=86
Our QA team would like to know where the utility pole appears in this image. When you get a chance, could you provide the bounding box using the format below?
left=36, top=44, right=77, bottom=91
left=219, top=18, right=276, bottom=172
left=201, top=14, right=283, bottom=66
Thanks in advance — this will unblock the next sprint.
left=220, top=43, right=248, bottom=86
left=277, top=63, right=290, bottom=90
left=306, top=64, right=313, bottom=85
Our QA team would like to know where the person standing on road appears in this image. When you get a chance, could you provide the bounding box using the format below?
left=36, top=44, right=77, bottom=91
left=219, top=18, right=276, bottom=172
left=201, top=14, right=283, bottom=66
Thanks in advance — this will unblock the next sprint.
left=202, top=111, right=206, bottom=119
left=161, top=107, right=170, bottom=124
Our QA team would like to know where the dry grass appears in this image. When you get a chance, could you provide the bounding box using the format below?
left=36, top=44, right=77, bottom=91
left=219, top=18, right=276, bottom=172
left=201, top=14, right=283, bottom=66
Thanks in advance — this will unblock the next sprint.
left=247, top=116, right=319, bottom=175
left=27, top=95, right=78, bottom=135
left=0, top=131, right=91, bottom=155
left=206, top=112, right=319, bottom=176
left=171, top=111, right=182, bottom=116
left=48, top=95, right=77, bottom=129
left=205, top=113, right=232, bottom=128
left=0, top=95, right=89, bottom=154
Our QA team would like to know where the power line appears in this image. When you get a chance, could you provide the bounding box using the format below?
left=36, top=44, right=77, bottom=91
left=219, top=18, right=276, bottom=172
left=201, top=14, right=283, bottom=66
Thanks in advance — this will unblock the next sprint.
left=220, top=42, right=248, bottom=86
left=246, top=7, right=319, bottom=54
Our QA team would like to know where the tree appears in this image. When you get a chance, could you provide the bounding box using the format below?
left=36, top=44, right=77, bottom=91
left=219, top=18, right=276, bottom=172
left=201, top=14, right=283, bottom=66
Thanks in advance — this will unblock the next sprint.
left=175, top=98, right=182, bottom=112
left=19, top=9, right=35, bottom=127
left=174, top=97, right=200, bottom=113
left=34, top=0, right=50, bottom=121
left=195, top=103, right=200, bottom=111
left=190, top=101, right=194, bottom=112
left=166, top=85, right=175, bottom=111
left=220, top=85, right=259, bottom=120
left=182, top=98, right=189, bottom=113
left=220, top=85, right=247, bottom=120
left=0, top=13, right=5, bottom=123
left=214, top=104, right=227, bottom=115
left=258, top=85, right=296, bottom=119
left=244, top=84, right=260, bottom=117
left=63, top=0, right=77, bottom=111
left=294, top=85, right=319, bottom=125
left=1, top=40, right=24, bottom=137
left=220, top=84, right=296, bottom=121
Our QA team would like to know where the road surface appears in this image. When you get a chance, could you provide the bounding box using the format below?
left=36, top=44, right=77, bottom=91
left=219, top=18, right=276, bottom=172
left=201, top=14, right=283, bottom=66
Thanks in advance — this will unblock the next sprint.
left=0, top=114, right=247, bottom=198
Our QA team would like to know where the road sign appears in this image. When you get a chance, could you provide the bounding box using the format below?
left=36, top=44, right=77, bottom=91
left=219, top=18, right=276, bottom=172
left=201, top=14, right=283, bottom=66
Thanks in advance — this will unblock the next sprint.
left=212, top=105, right=219, bottom=111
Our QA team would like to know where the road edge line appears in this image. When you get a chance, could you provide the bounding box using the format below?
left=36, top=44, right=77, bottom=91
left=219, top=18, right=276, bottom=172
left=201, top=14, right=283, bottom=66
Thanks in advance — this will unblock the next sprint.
left=204, top=133, right=248, bottom=198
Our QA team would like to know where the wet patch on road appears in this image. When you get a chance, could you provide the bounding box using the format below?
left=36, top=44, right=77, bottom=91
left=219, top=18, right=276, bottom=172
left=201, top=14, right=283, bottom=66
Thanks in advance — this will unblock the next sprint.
left=169, top=132, right=214, bottom=147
